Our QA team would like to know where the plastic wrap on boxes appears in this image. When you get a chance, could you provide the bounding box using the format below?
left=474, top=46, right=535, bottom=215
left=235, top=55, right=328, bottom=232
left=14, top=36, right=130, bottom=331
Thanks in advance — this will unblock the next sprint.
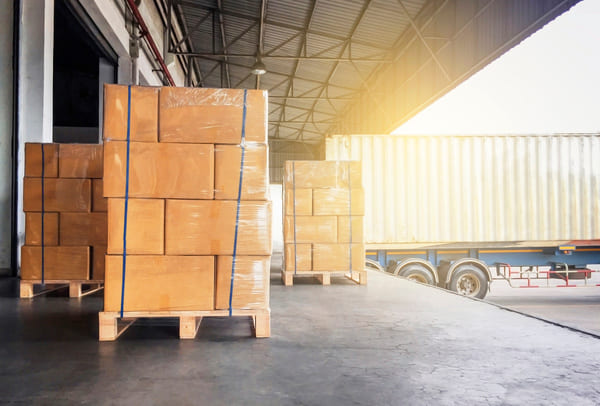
left=103, top=84, right=159, bottom=142
left=215, top=143, right=268, bottom=200
left=58, top=144, right=104, bottom=178
left=25, top=143, right=58, bottom=178
left=337, top=216, right=364, bottom=243
left=107, top=198, right=164, bottom=255
left=284, top=160, right=362, bottom=189
left=283, top=243, right=312, bottom=271
left=25, top=212, right=59, bottom=246
left=216, top=256, right=270, bottom=310
left=283, top=188, right=312, bottom=216
left=159, top=87, right=267, bottom=144
left=312, top=188, right=365, bottom=216
left=23, top=178, right=91, bottom=212
left=104, top=255, right=215, bottom=312
left=103, top=141, right=214, bottom=199
left=283, top=216, right=337, bottom=243
left=21, top=246, right=90, bottom=280
left=165, top=200, right=272, bottom=255
left=92, top=246, right=106, bottom=280
left=59, top=212, right=107, bottom=246
left=312, top=243, right=365, bottom=272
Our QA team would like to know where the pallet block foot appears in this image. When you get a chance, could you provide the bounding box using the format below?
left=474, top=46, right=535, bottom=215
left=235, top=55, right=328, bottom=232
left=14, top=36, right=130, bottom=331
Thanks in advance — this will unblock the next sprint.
left=282, top=270, right=294, bottom=286
left=99, top=312, right=135, bottom=341
left=345, top=270, right=367, bottom=285
left=20, top=280, right=104, bottom=299
left=316, top=273, right=331, bottom=285
left=20, top=282, right=34, bottom=298
left=253, top=311, right=271, bottom=338
left=180, top=316, right=202, bottom=339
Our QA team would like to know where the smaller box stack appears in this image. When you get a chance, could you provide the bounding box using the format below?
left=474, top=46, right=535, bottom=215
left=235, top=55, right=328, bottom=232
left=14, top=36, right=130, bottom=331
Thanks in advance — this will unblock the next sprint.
left=282, top=160, right=367, bottom=286
left=21, top=143, right=107, bottom=298
left=99, top=84, right=271, bottom=341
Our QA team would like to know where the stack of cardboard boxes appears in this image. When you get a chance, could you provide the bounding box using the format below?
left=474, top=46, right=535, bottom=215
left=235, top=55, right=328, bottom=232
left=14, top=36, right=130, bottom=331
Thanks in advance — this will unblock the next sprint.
left=282, top=160, right=366, bottom=285
left=102, top=85, right=271, bottom=319
left=21, top=143, right=107, bottom=287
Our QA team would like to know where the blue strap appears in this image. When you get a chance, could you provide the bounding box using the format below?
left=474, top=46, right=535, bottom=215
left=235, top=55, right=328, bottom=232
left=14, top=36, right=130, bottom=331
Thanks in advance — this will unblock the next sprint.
left=292, top=162, right=297, bottom=274
left=347, top=162, right=352, bottom=273
left=229, top=89, right=248, bottom=316
left=120, top=85, right=132, bottom=318
left=40, top=144, right=45, bottom=285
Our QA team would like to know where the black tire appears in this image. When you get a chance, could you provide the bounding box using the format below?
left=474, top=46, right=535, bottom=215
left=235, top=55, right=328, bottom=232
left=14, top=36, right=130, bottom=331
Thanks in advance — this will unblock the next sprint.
left=449, top=265, right=488, bottom=299
left=398, top=264, right=435, bottom=285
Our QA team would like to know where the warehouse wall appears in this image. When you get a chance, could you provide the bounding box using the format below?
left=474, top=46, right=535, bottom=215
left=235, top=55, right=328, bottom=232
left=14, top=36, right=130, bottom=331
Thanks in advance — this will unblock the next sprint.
left=0, top=1, right=14, bottom=274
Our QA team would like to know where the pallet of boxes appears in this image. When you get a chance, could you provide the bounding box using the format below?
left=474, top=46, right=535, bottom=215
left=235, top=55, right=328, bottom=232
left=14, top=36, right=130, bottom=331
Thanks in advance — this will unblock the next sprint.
left=21, top=143, right=107, bottom=298
left=99, top=84, right=271, bottom=341
left=282, top=160, right=367, bottom=286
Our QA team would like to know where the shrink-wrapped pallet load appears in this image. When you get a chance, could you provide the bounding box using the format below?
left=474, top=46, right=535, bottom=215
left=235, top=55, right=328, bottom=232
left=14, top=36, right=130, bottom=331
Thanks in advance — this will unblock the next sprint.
left=282, top=160, right=366, bottom=286
left=99, top=84, right=271, bottom=341
left=20, top=143, right=107, bottom=298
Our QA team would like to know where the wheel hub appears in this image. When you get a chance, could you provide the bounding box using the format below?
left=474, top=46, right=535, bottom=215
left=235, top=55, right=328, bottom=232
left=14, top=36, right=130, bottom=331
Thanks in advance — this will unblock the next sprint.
left=456, top=274, right=480, bottom=296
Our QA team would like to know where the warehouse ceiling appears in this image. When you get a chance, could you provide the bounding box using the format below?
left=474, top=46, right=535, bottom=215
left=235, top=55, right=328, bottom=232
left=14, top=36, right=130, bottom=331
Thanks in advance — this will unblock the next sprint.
left=163, top=0, right=581, bottom=150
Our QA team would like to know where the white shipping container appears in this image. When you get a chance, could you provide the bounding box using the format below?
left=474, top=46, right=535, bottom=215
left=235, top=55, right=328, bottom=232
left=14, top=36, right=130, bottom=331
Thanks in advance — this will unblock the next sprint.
left=326, top=134, right=600, bottom=244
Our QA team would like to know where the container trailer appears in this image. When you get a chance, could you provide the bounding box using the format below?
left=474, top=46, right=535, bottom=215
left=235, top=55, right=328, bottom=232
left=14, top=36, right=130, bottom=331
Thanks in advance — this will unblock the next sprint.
left=326, top=134, right=600, bottom=298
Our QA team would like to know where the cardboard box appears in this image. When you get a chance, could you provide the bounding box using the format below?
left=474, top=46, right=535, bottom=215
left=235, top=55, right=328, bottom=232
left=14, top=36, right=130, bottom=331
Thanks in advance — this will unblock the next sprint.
left=215, top=256, right=269, bottom=310
left=103, top=84, right=159, bottom=142
left=312, top=243, right=365, bottom=272
left=21, top=246, right=90, bottom=280
left=59, top=212, right=107, bottom=246
left=107, top=198, right=164, bottom=255
left=25, top=212, right=59, bottom=246
left=284, top=243, right=312, bottom=271
left=165, top=200, right=272, bottom=255
left=337, top=216, right=364, bottom=243
left=159, top=87, right=267, bottom=144
left=23, top=178, right=91, bottom=212
left=284, top=160, right=362, bottom=189
left=92, top=246, right=106, bottom=280
left=103, top=141, right=214, bottom=199
left=312, top=188, right=365, bottom=216
left=104, top=255, right=215, bottom=312
left=92, top=179, right=107, bottom=212
left=214, top=144, right=268, bottom=200
left=284, top=188, right=312, bottom=216
left=58, top=144, right=103, bottom=178
left=283, top=216, right=337, bottom=243
left=25, top=143, right=59, bottom=178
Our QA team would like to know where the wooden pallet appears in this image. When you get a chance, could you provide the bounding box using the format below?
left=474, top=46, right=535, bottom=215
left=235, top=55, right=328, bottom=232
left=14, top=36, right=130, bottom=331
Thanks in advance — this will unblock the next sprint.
left=281, top=269, right=367, bottom=286
left=98, top=308, right=271, bottom=341
left=20, top=280, right=104, bottom=298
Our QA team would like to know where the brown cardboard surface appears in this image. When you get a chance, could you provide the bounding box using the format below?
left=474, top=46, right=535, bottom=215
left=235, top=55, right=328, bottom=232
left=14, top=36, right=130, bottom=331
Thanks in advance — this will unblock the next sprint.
left=103, top=141, right=214, bottom=199
left=25, top=212, right=59, bottom=246
left=214, top=144, right=268, bottom=200
left=92, top=246, right=106, bottom=280
left=21, top=246, right=90, bottom=280
left=165, top=200, right=272, bottom=255
left=58, top=144, right=103, bottom=178
left=284, top=160, right=362, bottom=189
left=103, top=84, right=158, bottom=142
left=284, top=188, right=312, bottom=216
left=159, top=87, right=267, bottom=144
left=107, top=198, right=164, bottom=255
left=312, top=188, right=365, bottom=216
left=104, top=255, right=215, bottom=312
left=215, top=256, right=269, bottom=310
left=23, top=178, right=91, bottom=212
left=92, top=179, right=107, bottom=212
left=337, top=216, right=364, bottom=243
left=283, top=216, right=337, bottom=243
left=25, top=143, right=59, bottom=178
left=59, top=212, right=107, bottom=246
left=312, top=243, right=365, bottom=272
left=284, top=243, right=312, bottom=271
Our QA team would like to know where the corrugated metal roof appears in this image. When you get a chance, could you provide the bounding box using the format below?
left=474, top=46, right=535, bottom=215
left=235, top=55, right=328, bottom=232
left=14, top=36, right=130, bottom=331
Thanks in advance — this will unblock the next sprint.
left=172, top=0, right=427, bottom=143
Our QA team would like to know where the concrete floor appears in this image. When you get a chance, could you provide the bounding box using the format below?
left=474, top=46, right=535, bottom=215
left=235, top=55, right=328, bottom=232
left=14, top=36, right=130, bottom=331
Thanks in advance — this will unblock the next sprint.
left=1, top=270, right=600, bottom=405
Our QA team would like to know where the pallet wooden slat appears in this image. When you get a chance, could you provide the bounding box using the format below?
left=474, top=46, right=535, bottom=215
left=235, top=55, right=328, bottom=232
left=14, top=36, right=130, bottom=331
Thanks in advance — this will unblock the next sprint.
left=281, top=270, right=367, bottom=286
left=98, top=308, right=271, bottom=341
left=20, top=280, right=104, bottom=298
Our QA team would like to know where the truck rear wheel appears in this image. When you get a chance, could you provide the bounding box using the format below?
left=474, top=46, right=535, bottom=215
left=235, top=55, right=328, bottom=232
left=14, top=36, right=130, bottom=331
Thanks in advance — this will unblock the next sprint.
left=398, top=264, right=434, bottom=285
left=449, top=265, right=487, bottom=299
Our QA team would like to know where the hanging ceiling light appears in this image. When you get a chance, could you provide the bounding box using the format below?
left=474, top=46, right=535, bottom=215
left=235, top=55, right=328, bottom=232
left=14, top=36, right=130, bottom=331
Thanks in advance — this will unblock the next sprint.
left=251, top=56, right=267, bottom=75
